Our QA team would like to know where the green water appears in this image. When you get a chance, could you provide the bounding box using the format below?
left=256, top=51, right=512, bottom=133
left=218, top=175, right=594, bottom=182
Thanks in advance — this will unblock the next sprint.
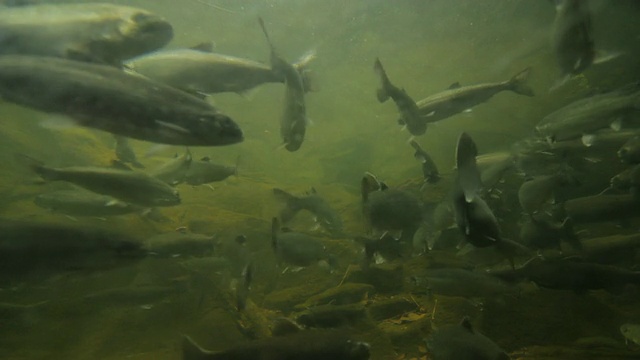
left=1, top=1, right=640, bottom=359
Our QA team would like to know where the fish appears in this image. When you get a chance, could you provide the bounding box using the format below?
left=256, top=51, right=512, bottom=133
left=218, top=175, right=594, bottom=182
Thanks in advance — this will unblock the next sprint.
left=453, top=133, right=529, bottom=267
left=0, top=3, right=173, bottom=66
left=149, top=149, right=193, bottom=186
left=271, top=217, right=335, bottom=268
left=0, top=221, right=145, bottom=279
left=361, top=172, right=424, bottom=242
left=0, top=55, right=244, bottom=146
left=33, top=189, right=141, bottom=217
left=495, top=256, right=640, bottom=294
left=519, top=214, right=582, bottom=251
left=258, top=17, right=310, bottom=152
left=124, top=42, right=315, bottom=96
left=609, top=165, right=640, bottom=194
left=535, top=83, right=640, bottom=143
left=552, top=0, right=594, bottom=81
left=410, top=140, right=440, bottom=184
left=409, top=67, right=533, bottom=125
left=412, top=268, right=519, bottom=300
left=19, top=155, right=181, bottom=207
left=273, top=187, right=343, bottom=237
left=554, top=193, right=640, bottom=224
left=182, top=329, right=370, bottom=360
left=357, top=233, right=405, bottom=268
left=184, top=156, right=238, bottom=186
left=374, top=58, right=426, bottom=136
left=620, top=323, right=640, bottom=346
left=426, top=317, right=510, bottom=360
left=517, top=170, right=579, bottom=215
left=114, top=135, right=144, bottom=169
left=618, top=135, right=640, bottom=164
left=145, top=230, right=217, bottom=258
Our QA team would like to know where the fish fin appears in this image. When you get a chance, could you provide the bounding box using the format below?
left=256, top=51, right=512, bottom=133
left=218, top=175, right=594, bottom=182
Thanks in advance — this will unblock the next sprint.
left=144, top=144, right=172, bottom=158
left=189, top=42, right=215, bottom=52
left=581, top=134, right=596, bottom=147
left=593, top=49, right=623, bottom=65
left=610, top=118, right=623, bottom=131
left=155, top=120, right=191, bottom=134
left=509, top=66, right=534, bottom=96
left=39, top=115, right=78, bottom=130
left=462, top=108, right=473, bottom=113
left=448, top=82, right=461, bottom=89
left=13, top=153, right=58, bottom=180
left=425, top=110, right=436, bottom=117
left=182, top=335, right=216, bottom=359
left=373, top=58, right=391, bottom=103
left=549, top=74, right=571, bottom=92
left=293, top=50, right=317, bottom=93
left=104, top=200, right=122, bottom=207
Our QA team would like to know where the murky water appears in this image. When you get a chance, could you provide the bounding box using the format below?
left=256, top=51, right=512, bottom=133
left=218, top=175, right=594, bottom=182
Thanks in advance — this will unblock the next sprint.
left=1, top=1, right=640, bottom=359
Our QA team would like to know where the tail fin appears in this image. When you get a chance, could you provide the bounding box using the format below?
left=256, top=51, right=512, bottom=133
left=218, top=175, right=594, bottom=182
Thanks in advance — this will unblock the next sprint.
left=373, top=58, right=392, bottom=103
left=293, top=50, right=317, bottom=93
left=508, top=67, right=535, bottom=97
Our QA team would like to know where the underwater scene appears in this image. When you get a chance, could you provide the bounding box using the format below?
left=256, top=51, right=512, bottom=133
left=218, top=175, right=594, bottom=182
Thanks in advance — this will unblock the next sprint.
left=1, top=0, right=640, bottom=359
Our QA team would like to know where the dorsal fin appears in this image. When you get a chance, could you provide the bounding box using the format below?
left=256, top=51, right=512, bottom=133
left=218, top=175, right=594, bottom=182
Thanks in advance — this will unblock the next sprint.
left=448, top=82, right=461, bottom=90
left=190, top=42, right=215, bottom=53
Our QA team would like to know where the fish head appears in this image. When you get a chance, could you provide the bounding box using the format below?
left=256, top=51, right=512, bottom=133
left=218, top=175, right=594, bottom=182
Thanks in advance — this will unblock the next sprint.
left=153, top=188, right=181, bottom=207
left=109, top=7, right=174, bottom=62
left=191, top=113, right=244, bottom=146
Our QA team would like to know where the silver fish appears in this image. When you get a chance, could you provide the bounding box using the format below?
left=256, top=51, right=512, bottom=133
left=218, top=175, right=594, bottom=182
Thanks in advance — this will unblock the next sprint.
left=259, top=17, right=310, bottom=152
left=0, top=55, right=243, bottom=146
left=184, top=156, right=237, bottom=186
left=34, top=189, right=140, bottom=217
left=21, top=155, right=181, bottom=207
left=0, top=3, right=173, bottom=66
left=535, top=83, right=640, bottom=143
left=125, top=43, right=314, bottom=96
left=409, top=68, right=533, bottom=125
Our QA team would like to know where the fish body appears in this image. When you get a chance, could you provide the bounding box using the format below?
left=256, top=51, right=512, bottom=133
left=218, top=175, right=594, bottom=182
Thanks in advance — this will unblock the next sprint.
left=426, top=317, right=510, bottom=360
left=535, top=83, right=640, bottom=143
left=184, top=157, right=237, bottom=185
left=23, top=157, right=180, bottom=207
left=258, top=17, right=309, bottom=152
left=273, top=188, right=343, bottom=236
left=412, top=68, right=533, bottom=124
left=519, top=215, right=581, bottom=251
left=271, top=218, right=331, bottom=268
left=374, top=58, right=426, bottom=135
left=33, top=189, right=140, bottom=217
left=125, top=47, right=314, bottom=95
left=518, top=171, right=578, bottom=215
left=150, top=150, right=192, bottom=186
left=556, top=194, right=640, bottom=224
left=182, top=330, right=370, bottom=360
left=415, top=268, right=518, bottom=299
left=0, top=55, right=243, bottom=146
left=502, top=257, right=640, bottom=293
left=146, top=231, right=216, bottom=258
left=0, top=3, right=173, bottom=66
left=0, top=221, right=144, bottom=277
left=552, top=0, right=594, bottom=79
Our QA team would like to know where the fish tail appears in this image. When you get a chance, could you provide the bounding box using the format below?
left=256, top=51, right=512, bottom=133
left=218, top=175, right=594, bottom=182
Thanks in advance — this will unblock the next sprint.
left=293, top=50, right=317, bottom=93
left=181, top=336, right=216, bottom=360
left=509, top=67, right=535, bottom=97
left=373, top=58, right=392, bottom=103
left=271, top=217, right=279, bottom=250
